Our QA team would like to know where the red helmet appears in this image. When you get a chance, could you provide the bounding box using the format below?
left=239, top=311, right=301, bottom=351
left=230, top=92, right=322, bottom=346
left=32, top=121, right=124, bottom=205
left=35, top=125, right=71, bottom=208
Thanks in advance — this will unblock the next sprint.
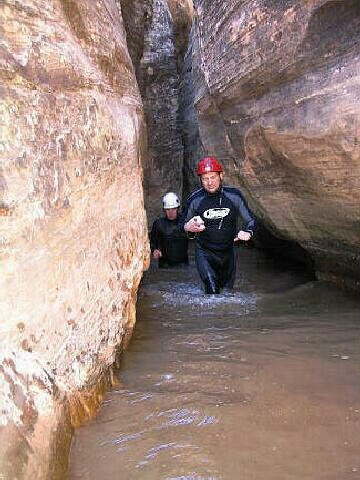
left=196, top=157, right=224, bottom=175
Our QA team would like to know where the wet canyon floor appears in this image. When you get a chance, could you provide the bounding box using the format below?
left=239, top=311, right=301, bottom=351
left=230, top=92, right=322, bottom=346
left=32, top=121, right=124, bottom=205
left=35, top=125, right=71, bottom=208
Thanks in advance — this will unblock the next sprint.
left=69, top=247, right=360, bottom=480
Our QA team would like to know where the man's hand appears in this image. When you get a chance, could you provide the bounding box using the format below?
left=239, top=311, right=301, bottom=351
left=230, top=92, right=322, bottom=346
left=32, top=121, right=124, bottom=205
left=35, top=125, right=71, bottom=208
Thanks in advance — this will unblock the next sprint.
left=152, top=249, right=162, bottom=260
left=234, top=230, right=252, bottom=242
left=184, top=216, right=205, bottom=233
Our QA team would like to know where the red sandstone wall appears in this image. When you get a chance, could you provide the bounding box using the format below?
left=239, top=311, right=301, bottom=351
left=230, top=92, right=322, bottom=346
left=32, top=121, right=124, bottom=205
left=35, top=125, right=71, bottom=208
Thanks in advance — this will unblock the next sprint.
left=189, top=0, right=360, bottom=286
left=0, top=0, right=149, bottom=477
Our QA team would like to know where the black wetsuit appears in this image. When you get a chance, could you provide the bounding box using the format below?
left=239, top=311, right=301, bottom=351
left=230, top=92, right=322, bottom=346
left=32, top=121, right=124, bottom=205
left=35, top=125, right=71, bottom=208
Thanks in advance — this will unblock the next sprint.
left=150, top=216, right=189, bottom=268
left=179, top=186, right=256, bottom=293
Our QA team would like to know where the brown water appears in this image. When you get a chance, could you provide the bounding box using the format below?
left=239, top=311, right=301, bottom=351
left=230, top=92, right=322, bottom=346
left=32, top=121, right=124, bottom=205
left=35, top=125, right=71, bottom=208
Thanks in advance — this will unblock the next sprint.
left=69, top=247, right=360, bottom=480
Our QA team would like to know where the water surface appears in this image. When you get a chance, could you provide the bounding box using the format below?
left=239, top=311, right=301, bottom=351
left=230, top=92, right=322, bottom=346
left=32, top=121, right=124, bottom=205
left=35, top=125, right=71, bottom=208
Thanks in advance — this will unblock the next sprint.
left=69, top=247, right=359, bottom=480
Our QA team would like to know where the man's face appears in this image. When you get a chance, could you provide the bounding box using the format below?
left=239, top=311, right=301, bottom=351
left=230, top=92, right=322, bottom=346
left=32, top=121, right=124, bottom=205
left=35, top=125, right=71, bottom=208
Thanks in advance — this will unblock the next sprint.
left=165, top=208, right=178, bottom=220
left=201, top=172, right=223, bottom=193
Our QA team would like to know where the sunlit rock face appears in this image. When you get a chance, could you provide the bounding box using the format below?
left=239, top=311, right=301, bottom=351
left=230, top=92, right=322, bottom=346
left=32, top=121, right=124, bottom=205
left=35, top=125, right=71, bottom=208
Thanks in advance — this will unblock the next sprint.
left=189, top=0, right=360, bottom=287
left=0, top=0, right=149, bottom=477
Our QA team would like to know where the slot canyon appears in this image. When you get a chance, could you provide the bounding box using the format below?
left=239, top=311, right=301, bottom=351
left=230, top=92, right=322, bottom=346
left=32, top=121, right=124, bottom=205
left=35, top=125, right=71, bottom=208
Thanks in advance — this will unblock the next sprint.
left=0, top=0, right=359, bottom=478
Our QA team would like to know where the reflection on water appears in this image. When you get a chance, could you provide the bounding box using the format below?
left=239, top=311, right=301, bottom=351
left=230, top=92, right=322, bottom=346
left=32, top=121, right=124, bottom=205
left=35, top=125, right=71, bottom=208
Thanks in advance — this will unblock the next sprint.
left=69, top=248, right=360, bottom=480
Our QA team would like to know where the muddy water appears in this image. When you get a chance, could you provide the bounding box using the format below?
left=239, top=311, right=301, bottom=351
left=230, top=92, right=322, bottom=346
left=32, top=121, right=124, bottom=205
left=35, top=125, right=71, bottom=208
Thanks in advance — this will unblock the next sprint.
left=69, top=248, right=360, bottom=480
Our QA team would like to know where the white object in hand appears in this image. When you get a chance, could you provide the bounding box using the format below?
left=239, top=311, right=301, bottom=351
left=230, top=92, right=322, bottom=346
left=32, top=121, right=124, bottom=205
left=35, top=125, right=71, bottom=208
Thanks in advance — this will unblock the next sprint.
left=234, top=230, right=251, bottom=242
left=185, top=216, right=205, bottom=232
left=193, top=216, right=204, bottom=226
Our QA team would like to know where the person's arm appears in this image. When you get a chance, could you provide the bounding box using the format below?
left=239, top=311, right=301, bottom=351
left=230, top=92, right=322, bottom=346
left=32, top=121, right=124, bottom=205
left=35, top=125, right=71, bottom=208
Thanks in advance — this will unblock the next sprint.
left=177, top=192, right=205, bottom=235
left=228, top=189, right=256, bottom=241
left=150, top=220, right=162, bottom=258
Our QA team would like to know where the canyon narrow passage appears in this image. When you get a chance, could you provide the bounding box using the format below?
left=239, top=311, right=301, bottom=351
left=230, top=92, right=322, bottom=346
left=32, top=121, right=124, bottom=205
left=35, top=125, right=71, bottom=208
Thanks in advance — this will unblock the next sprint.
left=69, top=247, right=360, bottom=480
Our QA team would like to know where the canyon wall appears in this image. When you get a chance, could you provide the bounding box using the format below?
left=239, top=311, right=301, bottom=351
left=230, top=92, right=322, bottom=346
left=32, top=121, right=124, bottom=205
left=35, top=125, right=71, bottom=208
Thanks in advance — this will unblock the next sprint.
left=1, top=0, right=359, bottom=477
left=179, top=23, right=205, bottom=198
left=187, top=0, right=360, bottom=287
left=0, top=0, right=149, bottom=478
left=139, top=0, right=184, bottom=222
left=121, top=0, right=193, bottom=222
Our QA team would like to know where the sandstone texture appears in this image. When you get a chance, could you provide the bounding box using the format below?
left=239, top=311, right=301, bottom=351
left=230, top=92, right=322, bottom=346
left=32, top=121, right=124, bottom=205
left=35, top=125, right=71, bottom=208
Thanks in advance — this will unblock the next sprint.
left=0, top=0, right=149, bottom=477
left=138, top=0, right=184, bottom=223
left=1, top=0, right=360, bottom=477
left=122, top=0, right=193, bottom=223
left=179, top=23, right=205, bottom=197
left=189, top=0, right=360, bottom=286
left=166, top=0, right=194, bottom=70
left=119, top=0, right=153, bottom=78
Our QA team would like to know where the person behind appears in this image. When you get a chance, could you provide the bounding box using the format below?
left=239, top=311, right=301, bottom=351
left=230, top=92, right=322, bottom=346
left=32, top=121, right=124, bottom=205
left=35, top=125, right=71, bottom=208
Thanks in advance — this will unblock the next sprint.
left=179, top=156, right=256, bottom=294
left=150, top=192, right=189, bottom=268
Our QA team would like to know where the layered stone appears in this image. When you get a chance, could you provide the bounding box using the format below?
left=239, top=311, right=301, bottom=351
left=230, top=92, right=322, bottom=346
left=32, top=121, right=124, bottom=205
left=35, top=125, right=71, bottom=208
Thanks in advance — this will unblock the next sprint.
left=121, top=0, right=188, bottom=223
left=179, top=23, right=205, bottom=197
left=0, top=0, right=149, bottom=477
left=138, top=0, right=185, bottom=223
left=190, top=0, right=360, bottom=286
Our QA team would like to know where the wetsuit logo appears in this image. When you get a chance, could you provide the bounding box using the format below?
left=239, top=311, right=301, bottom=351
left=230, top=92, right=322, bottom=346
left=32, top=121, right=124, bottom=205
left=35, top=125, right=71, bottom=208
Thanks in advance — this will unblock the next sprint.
left=203, top=208, right=230, bottom=220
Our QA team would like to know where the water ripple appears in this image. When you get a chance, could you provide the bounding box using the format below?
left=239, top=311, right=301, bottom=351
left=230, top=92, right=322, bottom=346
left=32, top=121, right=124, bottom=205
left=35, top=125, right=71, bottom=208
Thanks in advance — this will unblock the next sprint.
left=137, top=442, right=201, bottom=468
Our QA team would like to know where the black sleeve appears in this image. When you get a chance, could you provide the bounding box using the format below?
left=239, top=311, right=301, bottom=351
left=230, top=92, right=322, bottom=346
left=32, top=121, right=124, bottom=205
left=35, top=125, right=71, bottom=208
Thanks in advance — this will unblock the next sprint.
left=177, top=192, right=203, bottom=232
left=227, top=189, right=256, bottom=235
left=150, top=219, right=161, bottom=252
left=176, top=201, right=200, bottom=240
left=177, top=203, right=192, bottom=232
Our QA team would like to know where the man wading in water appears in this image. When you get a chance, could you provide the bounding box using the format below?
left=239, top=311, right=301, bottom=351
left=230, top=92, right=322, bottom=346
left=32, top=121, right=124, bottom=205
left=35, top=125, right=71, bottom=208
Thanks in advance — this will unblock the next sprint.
left=179, top=157, right=256, bottom=294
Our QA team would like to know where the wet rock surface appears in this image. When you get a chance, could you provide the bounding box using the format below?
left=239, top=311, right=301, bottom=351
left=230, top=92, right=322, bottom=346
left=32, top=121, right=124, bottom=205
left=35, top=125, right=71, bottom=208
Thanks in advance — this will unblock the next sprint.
left=69, top=249, right=360, bottom=479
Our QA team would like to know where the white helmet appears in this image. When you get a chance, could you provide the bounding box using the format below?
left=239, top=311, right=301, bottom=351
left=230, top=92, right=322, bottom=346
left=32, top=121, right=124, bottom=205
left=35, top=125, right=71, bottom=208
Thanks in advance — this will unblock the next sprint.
left=162, top=192, right=180, bottom=209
